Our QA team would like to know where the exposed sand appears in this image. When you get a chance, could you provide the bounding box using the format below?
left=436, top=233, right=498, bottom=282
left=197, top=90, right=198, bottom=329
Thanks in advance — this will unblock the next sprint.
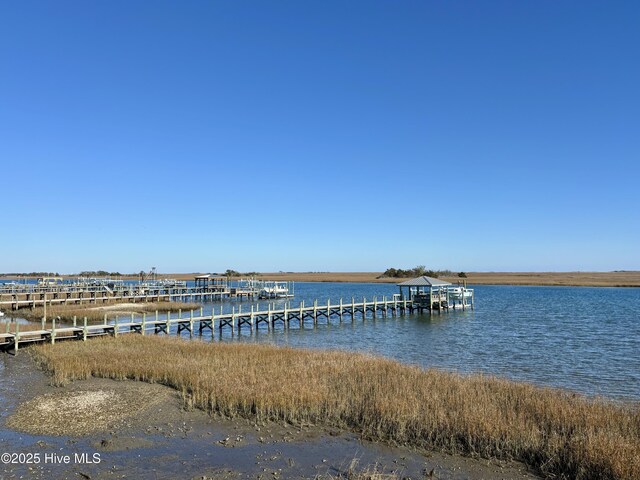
left=88, top=303, right=141, bottom=311
left=8, top=382, right=169, bottom=436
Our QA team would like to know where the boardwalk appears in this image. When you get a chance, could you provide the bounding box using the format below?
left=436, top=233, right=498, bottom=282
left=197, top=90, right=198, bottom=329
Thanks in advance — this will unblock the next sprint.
left=0, top=296, right=472, bottom=354
left=0, top=286, right=249, bottom=311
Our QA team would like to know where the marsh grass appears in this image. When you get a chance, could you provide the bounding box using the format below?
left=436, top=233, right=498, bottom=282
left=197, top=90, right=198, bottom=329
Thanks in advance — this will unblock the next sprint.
left=1, top=321, right=46, bottom=333
left=13, top=301, right=200, bottom=324
left=33, top=336, right=640, bottom=480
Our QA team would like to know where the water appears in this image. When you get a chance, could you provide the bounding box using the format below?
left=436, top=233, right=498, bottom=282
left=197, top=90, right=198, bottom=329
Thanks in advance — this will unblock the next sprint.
left=200, top=283, right=640, bottom=401
left=3, top=281, right=640, bottom=401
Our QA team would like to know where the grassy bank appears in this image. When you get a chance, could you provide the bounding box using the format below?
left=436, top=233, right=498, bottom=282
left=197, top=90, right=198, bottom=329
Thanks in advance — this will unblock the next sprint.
left=1, top=321, right=45, bottom=333
left=10, top=301, right=200, bottom=324
left=32, top=336, right=639, bottom=480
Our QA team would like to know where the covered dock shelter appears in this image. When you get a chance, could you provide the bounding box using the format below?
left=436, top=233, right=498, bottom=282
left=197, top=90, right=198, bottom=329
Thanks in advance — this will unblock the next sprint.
left=194, top=274, right=228, bottom=292
left=397, top=276, right=474, bottom=311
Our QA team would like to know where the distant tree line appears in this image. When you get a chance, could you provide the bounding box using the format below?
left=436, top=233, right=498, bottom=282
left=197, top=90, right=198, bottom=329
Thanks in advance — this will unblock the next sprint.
left=224, top=269, right=261, bottom=278
left=78, top=271, right=123, bottom=277
left=378, top=266, right=464, bottom=279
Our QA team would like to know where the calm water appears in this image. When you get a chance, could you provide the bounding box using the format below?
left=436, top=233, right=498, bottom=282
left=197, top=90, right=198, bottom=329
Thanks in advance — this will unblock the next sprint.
left=202, top=283, right=640, bottom=401
left=3, top=282, right=640, bottom=401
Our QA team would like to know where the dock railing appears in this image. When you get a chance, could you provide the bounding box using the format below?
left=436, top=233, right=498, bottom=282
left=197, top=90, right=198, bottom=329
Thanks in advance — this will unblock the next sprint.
left=0, top=295, right=473, bottom=354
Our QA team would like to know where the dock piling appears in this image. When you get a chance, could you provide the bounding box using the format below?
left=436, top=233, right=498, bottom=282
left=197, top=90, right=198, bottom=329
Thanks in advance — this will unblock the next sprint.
left=2, top=292, right=470, bottom=352
left=351, top=297, right=355, bottom=321
left=313, top=300, right=318, bottom=325
left=14, top=323, right=20, bottom=354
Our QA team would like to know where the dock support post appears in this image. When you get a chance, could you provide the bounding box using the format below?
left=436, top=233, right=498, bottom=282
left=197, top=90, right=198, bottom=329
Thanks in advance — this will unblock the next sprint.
left=231, top=307, right=236, bottom=336
left=267, top=304, right=272, bottom=331
left=250, top=306, right=255, bottom=332
left=155, top=310, right=159, bottom=322
left=327, top=299, right=330, bottom=323
left=14, top=323, right=20, bottom=354
left=284, top=304, right=288, bottom=329
left=114, top=318, right=119, bottom=337
left=51, top=317, right=56, bottom=344
left=299, top=302, right=304, bottom=328
left=339, top=298, right=343, bottom=322
left=142, top=313, right=147, bottom=335
left=73, top=316, right=77, bottom=327
left=430, top=287, right=434, bottom=313
left=83, top=317, right=88, bottom=341
left=313, top=299, right=318, bottom=325
left=351, top=297, right=355, bottom=321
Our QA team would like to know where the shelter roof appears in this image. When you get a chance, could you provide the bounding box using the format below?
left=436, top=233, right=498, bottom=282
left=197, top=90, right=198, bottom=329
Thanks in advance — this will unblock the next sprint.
left=396, top=276, right=452, bottom=287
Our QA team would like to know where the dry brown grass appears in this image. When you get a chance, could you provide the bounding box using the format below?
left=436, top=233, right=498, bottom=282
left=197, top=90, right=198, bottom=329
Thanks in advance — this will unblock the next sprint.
left=32, top=336, right=640, bottom=480
left=14, top=301, right=200, bottom=324
left=442, top=271, right=640, bottom=287
left=1, top=321, right=45, bottom=333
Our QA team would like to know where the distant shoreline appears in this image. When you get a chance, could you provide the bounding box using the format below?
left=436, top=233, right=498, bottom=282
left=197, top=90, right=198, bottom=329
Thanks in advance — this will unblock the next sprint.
left=247, top=271, right=640, bottom=287
left=2, top=271, right=639, bottom=287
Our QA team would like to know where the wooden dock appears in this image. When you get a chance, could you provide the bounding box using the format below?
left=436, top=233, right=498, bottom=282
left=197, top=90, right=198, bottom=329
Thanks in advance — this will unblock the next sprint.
left=0, top=286, right=251, bottom=311
left=0, top=296, right=471, bottom=354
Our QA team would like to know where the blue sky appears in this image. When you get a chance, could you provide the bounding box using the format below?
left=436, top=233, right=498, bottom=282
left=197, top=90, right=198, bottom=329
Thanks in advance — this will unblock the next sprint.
left=1, top=1, right=638, bottom=273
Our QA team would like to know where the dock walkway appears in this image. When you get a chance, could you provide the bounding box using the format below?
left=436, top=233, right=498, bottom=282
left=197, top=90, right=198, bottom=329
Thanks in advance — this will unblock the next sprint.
left=0, top=286, right=248, bottom=311
left=0, top=296, right=472, bottom=354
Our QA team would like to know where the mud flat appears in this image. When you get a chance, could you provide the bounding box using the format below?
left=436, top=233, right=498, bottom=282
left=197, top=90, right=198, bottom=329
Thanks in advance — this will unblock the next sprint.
left=0, top=352, right=539, bottom=480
